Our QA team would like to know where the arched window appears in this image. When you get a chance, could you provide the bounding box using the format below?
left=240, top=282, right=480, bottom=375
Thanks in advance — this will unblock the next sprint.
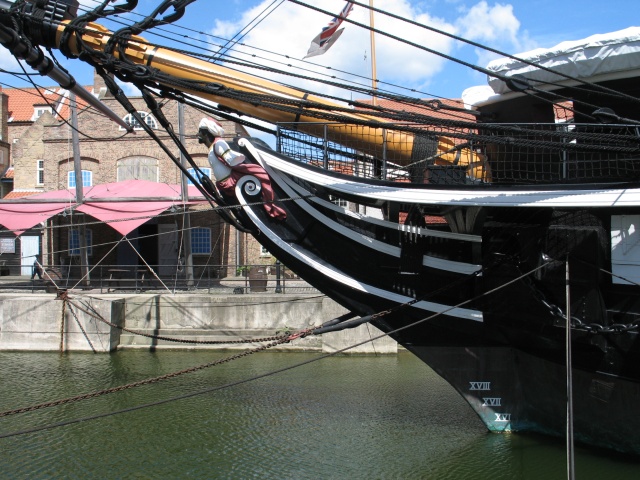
left=117, top=157, right=159, bottom=182
left=120, top=111, right=158, bottom=130
left=68, top=170, right=92, bottom=188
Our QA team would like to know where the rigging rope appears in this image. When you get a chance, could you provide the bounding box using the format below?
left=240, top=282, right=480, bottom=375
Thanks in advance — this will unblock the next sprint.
left=7, top=0, right=640, bottom=141
left=6, top=1, right=640, bottom=152
left=0, top=260, right=550, bottom=438
left=291, top=0, right=640, bottom=107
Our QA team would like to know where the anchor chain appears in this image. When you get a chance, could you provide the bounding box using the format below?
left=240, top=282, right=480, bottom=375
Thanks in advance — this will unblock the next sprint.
left=0, top=324, right=316, bottom=418
left=521, top=265, right=640, bottom=334
left=66, top=301, right=97, bottom=353
left=0, top=267, right=532, bottom=422
left=1, top=267, right=499, bottom=420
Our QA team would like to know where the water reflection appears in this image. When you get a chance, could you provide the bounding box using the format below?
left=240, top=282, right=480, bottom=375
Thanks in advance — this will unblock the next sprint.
left=0, top=351, right=638, bottom=479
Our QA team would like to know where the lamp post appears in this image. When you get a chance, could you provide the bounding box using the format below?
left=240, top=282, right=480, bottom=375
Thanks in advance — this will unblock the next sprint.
left=275, top=260, right=282, bottom=293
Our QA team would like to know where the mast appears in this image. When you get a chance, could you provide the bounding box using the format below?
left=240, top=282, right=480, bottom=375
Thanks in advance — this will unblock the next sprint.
left=70, top=92, right=90, bottom=285
left=369, top=0, right=378, bottom=106
left=178, top=102, right=194, bottom=287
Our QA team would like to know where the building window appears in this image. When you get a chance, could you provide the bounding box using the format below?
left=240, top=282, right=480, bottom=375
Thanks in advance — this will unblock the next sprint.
left=330, top=195, right=348, bottom=208
left=36, top=160, right=44, bottom=186
left=120, top=112, right=158, bottom=130
left=68, top=170, right=92, bottom=188
left=33, top=106, right=52, bottom=120
left=117, top=157, right=159, bottom=182
left=186, top=168, right=212, bottom=186
left=69, top=229, right=93, bottom=256
left=191, top=228, right=211, bottom=254
left=260, top=246, right=271, bottom=257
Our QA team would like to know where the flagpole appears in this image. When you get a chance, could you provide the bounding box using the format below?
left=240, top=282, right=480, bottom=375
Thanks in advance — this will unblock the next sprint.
left=369, top=0, right=378, bottom=106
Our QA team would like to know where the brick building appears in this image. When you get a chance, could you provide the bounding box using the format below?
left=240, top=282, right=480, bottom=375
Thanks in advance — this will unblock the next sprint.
left=0, top=72, right=270, bottom=279
left=0, top=87, right=11, bottom=198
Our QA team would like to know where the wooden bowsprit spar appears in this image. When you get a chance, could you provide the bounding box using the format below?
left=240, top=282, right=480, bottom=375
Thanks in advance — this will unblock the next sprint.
left=0, top=0, right=479, bottom=173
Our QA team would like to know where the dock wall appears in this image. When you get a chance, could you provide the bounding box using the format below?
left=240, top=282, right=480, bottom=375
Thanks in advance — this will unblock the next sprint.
left=0, top=294, right=397, bottom=354
left=0, top=295, right=124, bottom=352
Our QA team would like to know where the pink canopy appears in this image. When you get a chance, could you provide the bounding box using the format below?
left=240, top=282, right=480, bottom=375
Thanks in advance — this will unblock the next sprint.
left=0, top=180, right=204, bottom=236
left=76, top=202, right=175, bottom=236
left=0, top=203, right=68, bottom=236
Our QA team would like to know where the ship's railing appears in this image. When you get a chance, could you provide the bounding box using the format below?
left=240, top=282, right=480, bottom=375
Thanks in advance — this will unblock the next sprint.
left=481, top=122, right=640, bottom=184
left=276, top=122, right=421, bottom=183
left=276, top=121, right=640, bottom=185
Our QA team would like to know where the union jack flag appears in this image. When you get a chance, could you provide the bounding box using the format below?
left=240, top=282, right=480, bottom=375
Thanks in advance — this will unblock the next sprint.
left=304, top=2, right=355, bottom=59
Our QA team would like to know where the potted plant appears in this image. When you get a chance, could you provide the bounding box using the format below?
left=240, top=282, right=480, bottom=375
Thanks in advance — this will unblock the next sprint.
left=236, top=265, right=249, bottom=277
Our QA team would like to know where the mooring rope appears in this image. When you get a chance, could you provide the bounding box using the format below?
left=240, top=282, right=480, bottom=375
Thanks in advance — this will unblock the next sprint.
left=0, top=261, right=548, bottom=430
left=0, top=261, right=553, bottom=440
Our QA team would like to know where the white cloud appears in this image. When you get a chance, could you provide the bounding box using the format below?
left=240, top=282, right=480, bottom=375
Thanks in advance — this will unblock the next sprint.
left=454, top=1, right=537, bottom=66
left=208, top=0, right=458, bottom=101
left=116, top=78, right=143, bottom=97
left=0, top=49, right=23, bottom=72
left=457, top=1, right=520, bottom=44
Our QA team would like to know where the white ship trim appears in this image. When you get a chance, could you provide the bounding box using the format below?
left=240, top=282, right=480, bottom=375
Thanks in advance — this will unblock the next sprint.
left=257, top=149, right=640, bottom=208
left=233, top=176, right=484, bottom=323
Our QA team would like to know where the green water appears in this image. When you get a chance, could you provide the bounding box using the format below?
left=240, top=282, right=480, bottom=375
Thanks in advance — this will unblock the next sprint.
left=0, top=350, right=638, bottom=479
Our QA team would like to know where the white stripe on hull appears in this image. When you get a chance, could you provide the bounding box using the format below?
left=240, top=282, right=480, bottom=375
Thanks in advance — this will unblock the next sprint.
left=255, top=147, right=640, bottom=208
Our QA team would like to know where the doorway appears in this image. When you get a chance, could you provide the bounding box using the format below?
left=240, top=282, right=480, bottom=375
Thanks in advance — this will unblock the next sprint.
left=136, top=224, right=159, bottom=269
left=20, top=235, right=40, bottom=276
left=157, top=224, right=178, bottom=276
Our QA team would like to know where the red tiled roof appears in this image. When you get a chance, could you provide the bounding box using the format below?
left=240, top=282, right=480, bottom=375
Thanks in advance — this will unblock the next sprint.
left=356, top=97, right=477, bottom=123
left=3, top=190, right=41, bottom=199
left=309, top=160, right=355, bottom=175
left=5, top=87, right=61, bottom=122
left=55, top=88, right=92, bottom=120
left=554, top=101, right=574, bottom=122
left=4, top=86, right=92, bottom=122
left=399, top=211, right=448, bottom=225
left=426, top=216, right=447, bottom=225
left=2, top=166, right=13, bottom=179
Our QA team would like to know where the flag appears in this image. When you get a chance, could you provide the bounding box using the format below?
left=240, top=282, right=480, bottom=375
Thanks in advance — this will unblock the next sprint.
left=304, top=2, right=354, bottom=59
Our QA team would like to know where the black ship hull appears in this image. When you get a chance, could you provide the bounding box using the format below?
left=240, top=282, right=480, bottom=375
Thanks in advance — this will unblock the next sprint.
left=412, top=345, right=640, bottom=454
left=228, top=139, right=640, bottom=455
left=2, top=0, right=638, bottom=455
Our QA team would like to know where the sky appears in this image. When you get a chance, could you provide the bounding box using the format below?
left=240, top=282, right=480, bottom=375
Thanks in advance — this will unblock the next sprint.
left=0, top=0, right=637, bottom=122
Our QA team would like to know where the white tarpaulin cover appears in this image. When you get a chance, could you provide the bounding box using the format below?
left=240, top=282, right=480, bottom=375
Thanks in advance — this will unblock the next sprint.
left=486, top=27, right=640, bottom=94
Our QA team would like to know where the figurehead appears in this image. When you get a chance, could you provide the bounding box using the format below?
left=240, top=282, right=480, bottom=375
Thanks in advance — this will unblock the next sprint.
left=197, top=117, right=225, bottom=147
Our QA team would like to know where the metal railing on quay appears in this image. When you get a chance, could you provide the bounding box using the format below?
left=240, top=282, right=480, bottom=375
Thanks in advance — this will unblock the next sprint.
left=0, top=263, right=319, bottom=295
